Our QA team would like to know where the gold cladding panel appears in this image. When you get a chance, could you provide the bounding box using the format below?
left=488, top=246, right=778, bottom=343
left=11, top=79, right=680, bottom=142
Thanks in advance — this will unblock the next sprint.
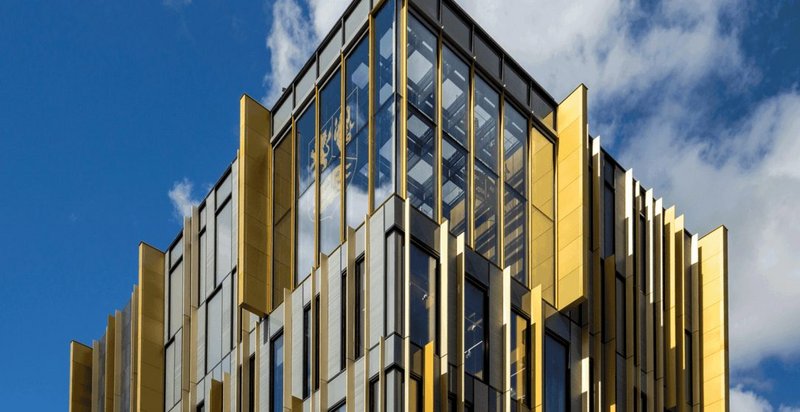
left=136, top=243, right=165, bottom=412
left=69, top=341, right=93, bottom=412
left=238, top=95, right=272, bottom=316
left=699, top=226, right=729, bottom=411
left=555, top=85, right=589, bottom=310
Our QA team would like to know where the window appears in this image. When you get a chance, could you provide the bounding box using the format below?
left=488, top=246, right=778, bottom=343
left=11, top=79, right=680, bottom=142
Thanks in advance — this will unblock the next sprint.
left=341, top=271, right=347, bottom=371
left=474, top=76, right=499, bottom=172
left=441, top=137, right=468, bottom=236
left=372, top=0, right=396, bottom=208
left=355, top=258, right=366, bottom=358
left=206, top=291, right=222, bottom=372
left=544, top=333, right=568, bottom=412
left=273, top=134, right=293, bottom=306
left=330, top=403, right=346, bottom=412
left=216, top=200, right=233, bottom=282
left=409, top=244, right=436, bottom=348
left=511, top=311, right=529, bottom=405
left=169, top=261, right=183, bottom=337
left=164, top=337, right=181, bottom=409
left=686, top=331, right=693, bottom=405
left=197, top=402, right=205, bottom=412
left=474, top=163, right=498, bottom=264
left=320, top=71, right=342, bottom=256
left=297, top=104, right=317, bottom=283
left=503, top=103, right=528, bottom=284
left=504, top=187, right=526, bottom=284
left=270, top=332, right=284, bottom=412
left=464, top=280, right=487, bottom=380
left=248, top=354, right=255, bottom=412
left=409, top=376, right=422, bottom=412
left=603, top=159, right=615, bottom=258
left=345, top=37, right=370, bottom=229
left=369, top=378, right=380, bottom=412
left=407, top=16, right=436, bottom=119
left=639, top=213, right=646, bottom=292
left=198, top=229, right=207, bottom=302
left=616, top=275, right=626, bottom=356
left=407, top=111, right=436, bottom=218
left=442, top=46, right=468, bottom=146
left=314, top=296, right=320, bottom=391
left=303, top=304, right=311, bottom=398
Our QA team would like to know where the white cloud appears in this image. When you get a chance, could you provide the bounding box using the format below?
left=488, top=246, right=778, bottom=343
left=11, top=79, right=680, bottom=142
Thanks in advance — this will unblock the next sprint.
left=263, top=0, right=350, bottom=105
left=168, top=178, right=200, bottom=220
left=163, top=0, right=192, bottom=10
left=732, top=385, right=774, bottom=412
left=454, top=0, right=800, bottom=372
left=731, top=385, right=800, bottom=412
left=261, top=0, right=800, bottom=374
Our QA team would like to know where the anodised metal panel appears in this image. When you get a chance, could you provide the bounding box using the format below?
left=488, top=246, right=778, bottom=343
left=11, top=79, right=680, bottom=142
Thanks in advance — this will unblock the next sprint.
left=699, top=226, right=729, bottom=411
left=555, top=85, right=589, bottom=311
left=136, top=242, right=166, bottom=412
left=238, top=95, right=272, bottom=316
left=69, top=341, right=93, bottom=412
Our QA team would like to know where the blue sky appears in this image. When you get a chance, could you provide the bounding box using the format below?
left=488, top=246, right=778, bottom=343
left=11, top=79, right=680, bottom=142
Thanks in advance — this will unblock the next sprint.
left=0, top=0, right=798, bottom=410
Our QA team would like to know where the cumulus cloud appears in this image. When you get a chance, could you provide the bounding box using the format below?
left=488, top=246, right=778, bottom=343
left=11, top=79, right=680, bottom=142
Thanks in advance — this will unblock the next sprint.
left=263, top=0, right=349, bottom=105
left=260, top=0, right=800, bottom=381
left=454, top=0, right=800, bottom=372
left=168, top=178, right=200, bottom=220
left=731, top=385, right=800, bottom=412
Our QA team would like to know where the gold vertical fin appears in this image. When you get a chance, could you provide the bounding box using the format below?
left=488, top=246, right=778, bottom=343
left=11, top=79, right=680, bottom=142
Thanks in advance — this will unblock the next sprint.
left=699, top=226, right=728, bottom=411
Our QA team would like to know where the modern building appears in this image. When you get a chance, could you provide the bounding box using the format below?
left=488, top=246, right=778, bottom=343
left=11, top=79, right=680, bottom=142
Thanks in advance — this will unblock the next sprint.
left=68, top=0, right=730, bottom=411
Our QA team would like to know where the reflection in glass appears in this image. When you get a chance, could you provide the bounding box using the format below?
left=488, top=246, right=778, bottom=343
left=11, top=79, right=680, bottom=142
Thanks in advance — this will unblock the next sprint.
left=296, top=105, right=316, bottom=284
left=474, top=76, right=499, bottom=171
left=410, top=243, right=436, bottom=348
left=297, top=104, right=316, bottom=194
left=474, top=163, right=498, bottom=264
left=215, top=201, right=232, bottom=280
left=545, top=334, right=568, bottom=412
left=464, top=280, right=487, bottom=380
left=169, top=263, right=182, bottom=337
left=346, top=37, right=370, bottom=229
left=297, top=188, right=315, bottom=283
left=442, top=137, right=467, bottom=236
left=442, top=46, right=469, bottom=146
left=320, top=71, right=342, bottom=256
left=505, top=188, right=527, bottom=284
left=373, top=0, right=396, bottom=208
left=511, top=312, right=529, bottom=405
left=407, top=15, right=436, bottom=119
left=270, top=333, right=284, bottom=412
left=206, top=292, right=222, bottom=372
left=407, top=112, right=436, bottom=218
left=504, top=102, right=527, bottom=195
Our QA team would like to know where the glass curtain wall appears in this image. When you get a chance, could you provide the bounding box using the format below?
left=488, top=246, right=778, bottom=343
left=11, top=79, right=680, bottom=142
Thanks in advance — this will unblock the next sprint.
left=473, top=76, right=500, bottom=264
left=296, top=104, right=316, bottom=284
left=320, top=71, right=342, bottom=256
left=510, top=311, right=530, bottom=406
left=503, top=103, right=528, bottom=284
left=406, top=15, right=437, bottom=218
left=345, top=37, right=370, bottom=229
left=373, top=0, right=396, bottom=208
left=441, top=46, right=469, bottom=237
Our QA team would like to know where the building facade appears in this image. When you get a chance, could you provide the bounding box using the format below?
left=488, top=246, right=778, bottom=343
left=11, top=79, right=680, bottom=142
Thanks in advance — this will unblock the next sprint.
left=68, top=0, right=730, bottom=411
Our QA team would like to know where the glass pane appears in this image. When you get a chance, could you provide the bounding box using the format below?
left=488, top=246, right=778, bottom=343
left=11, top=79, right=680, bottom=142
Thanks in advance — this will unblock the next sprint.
left=604, top=184, right=615, bottom=258
left=206, top=292, right=222, bottom=372
left=373, top=0, right=396, bottom=209
left=407, top=111, right=436, bottom=218
left=544, top=335, right=568, bottom=412
left=216, top=172, right=232, bottom=207
left=410, top=244, right=436, bottom=348
left=464, top=281, right=486, bottom=379
left=442, top=46, right=469, bottom=146
left=270, top=333, right=284, bottom=412
left=297, top=187, right=315, bottom=283
left=215, top=201, right=232, bottom=281
left=441, top=137, right=467, bottom=236
left=511, top=312, right=529, bottom=405
left=320, top=71, right=342, bottom=256
left=474, top=76, right=499, bottom=171
left=198, top=231, right=206, bottom=301
left=297, top=104, right=316, bottom=194
left=169, top=262, right=183, bottom=337
left=273, top=135, right=292, bottom=306
left=474, top=163, right=498, bottom=264
left=504, top=102, right=527, bottom=195
left=504, top=188, right=526, bottom=284
left=407, top=16, right=436, bottom=119
left=303, top=306, right=311, bottom=398
left=355, top=259, right=365, bottom=358
left=346, top=37, right=370, bottom=229
left=165, top=342, right=174, bottom=407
